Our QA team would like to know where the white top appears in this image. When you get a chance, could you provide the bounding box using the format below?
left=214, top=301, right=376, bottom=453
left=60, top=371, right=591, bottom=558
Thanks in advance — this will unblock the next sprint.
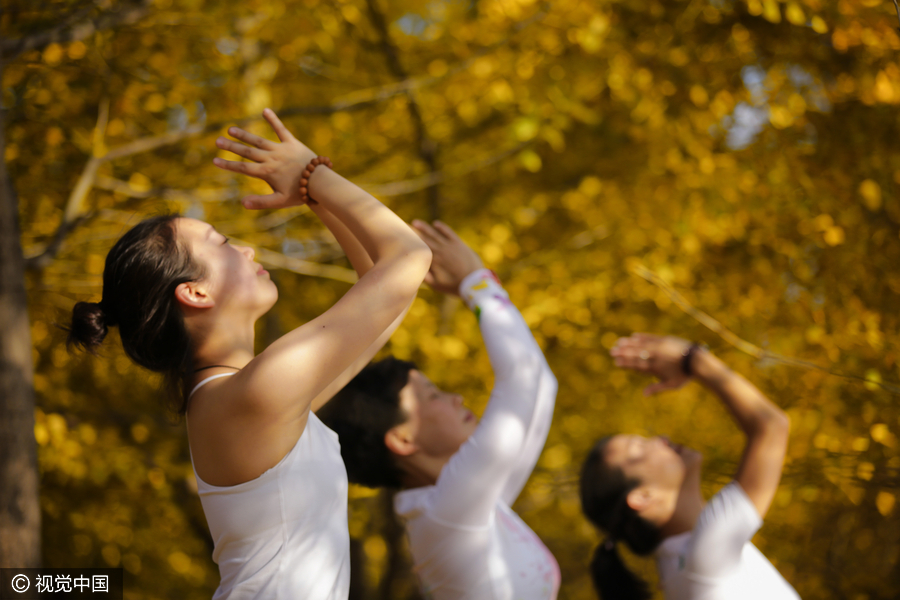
left=189, top=374, right=350, bottom=600
left=655, top=482, right=801, bottom=600
left=394, top=269, right=560, bottom=600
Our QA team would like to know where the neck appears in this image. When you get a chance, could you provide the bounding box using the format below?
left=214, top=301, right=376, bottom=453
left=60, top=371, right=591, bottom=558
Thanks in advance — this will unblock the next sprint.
left=399, top=454, right=450, bottom=490
left=189, top=318, right=257, bottom=379
left=660, top=467, right=705, bottom=538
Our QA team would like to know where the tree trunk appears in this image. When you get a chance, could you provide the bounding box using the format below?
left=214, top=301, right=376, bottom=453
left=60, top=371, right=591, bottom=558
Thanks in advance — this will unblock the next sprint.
left=0, top=56, right=41, bottom=568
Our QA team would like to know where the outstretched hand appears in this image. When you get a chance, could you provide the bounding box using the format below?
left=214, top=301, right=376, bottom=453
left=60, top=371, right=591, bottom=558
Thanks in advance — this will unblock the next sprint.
left=412, top=220, right=484, bottom=296
left=610, top=333, right=693, bottom=396
left=213, top=108, right=317, bottom=210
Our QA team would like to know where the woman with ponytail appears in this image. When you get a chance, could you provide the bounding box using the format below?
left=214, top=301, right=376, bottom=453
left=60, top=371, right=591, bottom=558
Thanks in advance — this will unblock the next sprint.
left=580, top=333, right=800, bottom=600
left=68, top=108, right=432, bottom=599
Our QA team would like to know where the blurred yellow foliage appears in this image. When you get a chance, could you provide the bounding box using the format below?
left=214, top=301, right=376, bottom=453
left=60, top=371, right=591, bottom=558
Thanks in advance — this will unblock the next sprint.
left=6, top=0, right=899, bottom=597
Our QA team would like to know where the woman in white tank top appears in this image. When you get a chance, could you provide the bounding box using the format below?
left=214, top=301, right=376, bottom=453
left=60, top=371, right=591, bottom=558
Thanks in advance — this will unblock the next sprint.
left=67, top=109, right=432, bottom=599
left=579, top=334, right=800, bottom=600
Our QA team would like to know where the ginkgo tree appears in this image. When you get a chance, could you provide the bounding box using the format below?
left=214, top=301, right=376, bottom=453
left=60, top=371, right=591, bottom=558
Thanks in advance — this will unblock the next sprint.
left=2, top=0, right=899, bottom=597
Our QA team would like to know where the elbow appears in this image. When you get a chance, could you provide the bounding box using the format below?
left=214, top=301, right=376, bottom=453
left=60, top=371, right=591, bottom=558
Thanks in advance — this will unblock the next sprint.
left=754, top=407, right=790, bottom=444
left=401, top=229, right=431, bottom=258
left=386, top=241, right=431, bottom=293
left=398, top=238, right=432, bottom=277
left=543, top=365, right=559, bottom=400
left=413, top=241, right=433, bottom=272
left=408, top=244, right=433, bottom=288
left=766, top=402, right=790, bottom=433
left=773, top=409, right=791, bottom=438
left=532, top=354, right=559, bottom=398
left=379, top=229, right=431, bottom=270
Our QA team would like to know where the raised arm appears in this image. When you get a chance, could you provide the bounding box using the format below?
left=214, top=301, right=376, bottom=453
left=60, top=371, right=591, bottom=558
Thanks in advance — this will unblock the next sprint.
left=310, top=202, right=374, bottom=278
left=213, top=109, right=431, bottom=422
left=414, top=221, right=557, bottom=524
left=304, top=202, right=405, bottom=413
left=610, top=334, right=790, bottom=518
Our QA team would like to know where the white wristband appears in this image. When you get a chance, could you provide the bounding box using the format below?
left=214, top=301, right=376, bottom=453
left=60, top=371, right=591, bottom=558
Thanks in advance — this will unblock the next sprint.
left=458, top=268, right=507, bottom=312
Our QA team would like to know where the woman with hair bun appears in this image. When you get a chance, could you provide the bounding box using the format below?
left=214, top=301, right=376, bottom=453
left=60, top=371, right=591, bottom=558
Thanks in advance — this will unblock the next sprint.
left=580, top=333, right=800, bottom=600
left=67, top=108, right=432, bottom=599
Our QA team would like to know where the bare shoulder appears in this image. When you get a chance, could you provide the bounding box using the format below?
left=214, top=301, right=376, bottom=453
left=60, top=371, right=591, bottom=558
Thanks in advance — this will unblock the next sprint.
left=186, top=376, right=310, bottom=487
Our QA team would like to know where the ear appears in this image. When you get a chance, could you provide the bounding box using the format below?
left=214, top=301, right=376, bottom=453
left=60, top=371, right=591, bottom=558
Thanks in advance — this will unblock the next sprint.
left=626, top=486, right=654, bottom=513
left=385, top=424, right=418, bottom=457
left=175, top=281, right=215, bottom=310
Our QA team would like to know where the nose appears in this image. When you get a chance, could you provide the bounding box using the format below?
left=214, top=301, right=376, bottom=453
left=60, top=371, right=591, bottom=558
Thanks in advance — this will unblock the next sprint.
left=238, top=245, right=255, bottom=261
left=452, top=394, right=464, bottom=407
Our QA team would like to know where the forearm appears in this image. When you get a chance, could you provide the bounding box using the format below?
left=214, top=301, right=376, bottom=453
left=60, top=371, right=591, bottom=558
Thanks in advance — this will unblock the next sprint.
left=692, top=350, right=790, bottom=438
left=460, top=269, right=547, bottom=381
left=461, top=269, right=555, bottom=450
left=308, top=168, right=426, bottom=263
left=309, top=203, right=374, bottom=277
left=310, top=299, right=413, bottom=412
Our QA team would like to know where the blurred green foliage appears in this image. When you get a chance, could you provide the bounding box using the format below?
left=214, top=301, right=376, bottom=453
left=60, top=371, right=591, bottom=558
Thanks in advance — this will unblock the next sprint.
left=4, top=0, right=900, bottom=597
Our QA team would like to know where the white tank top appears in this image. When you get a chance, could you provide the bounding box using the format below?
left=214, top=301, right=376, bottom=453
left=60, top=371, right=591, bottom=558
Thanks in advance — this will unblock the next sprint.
left=188, top=374, right=350, bottom=599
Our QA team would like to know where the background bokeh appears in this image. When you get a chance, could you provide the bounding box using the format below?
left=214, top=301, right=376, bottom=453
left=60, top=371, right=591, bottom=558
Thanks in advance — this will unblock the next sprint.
left=3, top=0, right=900, bottom=598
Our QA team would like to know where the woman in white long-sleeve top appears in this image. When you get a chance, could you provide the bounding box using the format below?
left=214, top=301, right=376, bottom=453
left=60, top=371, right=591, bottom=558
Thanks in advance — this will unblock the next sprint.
left=580, top=334, right=800, bottom=600
left=319, top=220, right=560, bottom=600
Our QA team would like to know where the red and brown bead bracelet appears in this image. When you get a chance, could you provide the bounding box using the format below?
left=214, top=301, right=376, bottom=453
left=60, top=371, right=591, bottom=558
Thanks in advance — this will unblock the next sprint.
left=298, top=156, right=332, bottom=205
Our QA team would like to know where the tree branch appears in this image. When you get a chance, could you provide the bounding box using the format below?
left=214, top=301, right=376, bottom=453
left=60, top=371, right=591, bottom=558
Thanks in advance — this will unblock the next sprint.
left=359, top=141, right=527, bottom=197
left=364, top=0, right=442, bottom=220
left=26, top=130, right=524, bottom=273
left=2, top=0, right=153, bottom=60
left=21, top=11, right=547, bottom=270
left=89, top=138, right=524, bottom=204
left=229, top=239, right=358, bottom=284
left=631, top=264, right=900, bottom=395
left=22, top=91, right=389, bottom=269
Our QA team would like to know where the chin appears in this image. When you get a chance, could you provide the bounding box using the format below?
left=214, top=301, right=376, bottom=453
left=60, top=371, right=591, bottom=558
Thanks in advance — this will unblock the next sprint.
left=262, top=288, right=279, bottom=310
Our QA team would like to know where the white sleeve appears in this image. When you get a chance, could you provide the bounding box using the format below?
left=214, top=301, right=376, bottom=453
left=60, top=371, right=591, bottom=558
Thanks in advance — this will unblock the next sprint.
left=427, top=269, right=558, bottom=527
left=686, top=481, right=763, bottom=579
left=497, top=348, right=557, bottom=506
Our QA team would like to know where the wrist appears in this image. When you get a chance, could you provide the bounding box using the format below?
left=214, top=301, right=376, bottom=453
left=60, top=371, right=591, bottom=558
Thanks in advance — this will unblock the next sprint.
left=680, top=343, right=707, bottom=377
left=457, top=268, right=499, bottom=293
left=300, top=156, right=332, bottom=205
left=458, top=268, right=505, bottom=310
left=691, top=349, right=732, bottom=387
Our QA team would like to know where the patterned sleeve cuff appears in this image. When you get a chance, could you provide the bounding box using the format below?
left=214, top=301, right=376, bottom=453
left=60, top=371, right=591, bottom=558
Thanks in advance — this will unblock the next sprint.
left=458, top=268, right=508, bottom=312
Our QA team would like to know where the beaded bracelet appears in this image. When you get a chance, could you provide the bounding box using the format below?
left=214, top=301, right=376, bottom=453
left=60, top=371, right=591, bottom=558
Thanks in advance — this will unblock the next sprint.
left=299, top=156, right=333, bottom=205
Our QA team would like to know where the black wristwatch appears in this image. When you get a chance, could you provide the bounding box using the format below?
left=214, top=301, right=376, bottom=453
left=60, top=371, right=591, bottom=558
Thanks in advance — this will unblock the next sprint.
left=680, top=343, right=707, bottom=376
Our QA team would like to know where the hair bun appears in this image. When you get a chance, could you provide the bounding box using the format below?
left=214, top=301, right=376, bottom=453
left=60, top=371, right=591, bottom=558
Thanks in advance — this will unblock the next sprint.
left=67, top=301, right=110, bottom=351
left=99, top=300, right=118, bottom=327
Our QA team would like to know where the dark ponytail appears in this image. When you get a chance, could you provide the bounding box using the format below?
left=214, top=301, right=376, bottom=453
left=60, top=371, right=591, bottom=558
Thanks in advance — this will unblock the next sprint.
left=580, top=437, right=661, bottom=600
left=67, top=214, right=205, bottom=415
left=588, top=541, right=653, bottom=600
left=68, top=301, right=113, bottom=351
